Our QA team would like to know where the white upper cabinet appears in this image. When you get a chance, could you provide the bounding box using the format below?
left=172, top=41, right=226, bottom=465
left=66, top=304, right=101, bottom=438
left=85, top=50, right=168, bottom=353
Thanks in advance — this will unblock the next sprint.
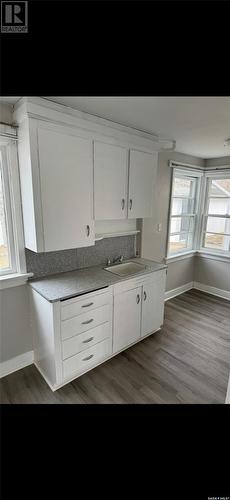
left=94, top=141, right=128, bottom=220
left=18, top=120, right=95, bottom=252
left=128, top=150, right=157, bottom=219
left=94, top=144, right=157, bottom=221
left=16, top=99, right=159, bottom=253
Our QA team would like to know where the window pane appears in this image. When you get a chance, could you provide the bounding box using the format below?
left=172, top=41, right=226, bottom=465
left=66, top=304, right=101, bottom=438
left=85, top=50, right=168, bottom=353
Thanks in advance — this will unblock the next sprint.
left=209, top=178, right=230, bottom=197
left=204, top=233, right=230, bottom=251
left=170, top=216, right=194, bottom=234
left=206, top=217, right=230, bottom=235
left=172, top=197, right=195, bottom=215
left=173, top=177, right=196, bottom=197
left=0, top=164, right=10, bottom=270
left=208, top=197, right=230, bottom=215
left=169, top=233, right=193, bottom=253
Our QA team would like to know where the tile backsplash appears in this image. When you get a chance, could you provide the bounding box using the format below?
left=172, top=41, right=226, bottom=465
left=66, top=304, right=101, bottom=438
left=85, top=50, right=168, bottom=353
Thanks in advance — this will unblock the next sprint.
left=26, top=235, right=136, bottom=279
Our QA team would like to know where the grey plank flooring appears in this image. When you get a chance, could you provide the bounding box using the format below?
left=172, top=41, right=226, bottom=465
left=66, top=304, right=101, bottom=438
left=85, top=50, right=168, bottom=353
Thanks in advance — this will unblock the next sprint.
left=1, top=289, right=229, bottom=404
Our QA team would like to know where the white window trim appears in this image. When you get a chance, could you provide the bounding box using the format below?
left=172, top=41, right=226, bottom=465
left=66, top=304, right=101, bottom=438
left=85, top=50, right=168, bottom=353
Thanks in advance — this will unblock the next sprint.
left=166, top=167, right=203, bottom=259
left=0, top=128, right=33, bottom=288
left=199, top=171, right=230, bottom=257
left=166, top=165, right=230, bottom=262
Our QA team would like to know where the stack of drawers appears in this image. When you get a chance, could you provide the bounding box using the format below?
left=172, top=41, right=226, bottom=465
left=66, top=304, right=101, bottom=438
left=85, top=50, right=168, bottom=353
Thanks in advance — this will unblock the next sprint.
left=60, top=287, right=113, bottom=380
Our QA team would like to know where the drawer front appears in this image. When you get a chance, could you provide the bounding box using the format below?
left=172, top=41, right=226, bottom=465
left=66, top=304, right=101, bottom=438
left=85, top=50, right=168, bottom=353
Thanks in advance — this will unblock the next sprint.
left=61, top=304, right=111, bottom=340
left=63, top=338, right=112, bottom=380
left=113, top=269, right=166, bottom=295
left=61, top=289, right=112, bottom=320
left=62, top=322, right=111, bottom=360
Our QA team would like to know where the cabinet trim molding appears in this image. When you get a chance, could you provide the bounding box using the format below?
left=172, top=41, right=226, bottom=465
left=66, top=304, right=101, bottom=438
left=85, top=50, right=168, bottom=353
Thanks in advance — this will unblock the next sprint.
left=13, top=97, right=172, bottom=153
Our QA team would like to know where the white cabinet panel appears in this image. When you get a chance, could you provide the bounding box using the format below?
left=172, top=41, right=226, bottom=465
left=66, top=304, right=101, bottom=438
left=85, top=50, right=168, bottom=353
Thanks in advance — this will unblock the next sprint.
left=128, top=150, right=157, bottom=219
left=37, top=126, right=94, bottom=251
left=94, top=141, right=128, bottom=220
left=113, top=285, right=142, bottom=353
left=141, top=270, right=166, bottom=337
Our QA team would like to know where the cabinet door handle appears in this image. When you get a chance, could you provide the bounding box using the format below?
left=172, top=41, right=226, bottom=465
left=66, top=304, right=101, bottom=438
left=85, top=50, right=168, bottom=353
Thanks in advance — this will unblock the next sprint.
left=121, top=198, right=125, bottom=210
left=82, top=354, right=94, bottom=361
left=83, top=336, right=94, bottom=344
left=129, top=199, right=133, bottom=210
left=143, top=291, right=147, bottom=301
left=81, top=318, right=94, bottom=325
left=86, top=225, right=90, bottom=237
left=81, top=302, right=94, bottom=308
left=136, top=294, right=140, bottom=304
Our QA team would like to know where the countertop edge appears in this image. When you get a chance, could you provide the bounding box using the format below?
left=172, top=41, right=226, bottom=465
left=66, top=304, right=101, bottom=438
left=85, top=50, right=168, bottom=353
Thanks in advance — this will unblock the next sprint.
left=28, top=259, right=168, bottom=303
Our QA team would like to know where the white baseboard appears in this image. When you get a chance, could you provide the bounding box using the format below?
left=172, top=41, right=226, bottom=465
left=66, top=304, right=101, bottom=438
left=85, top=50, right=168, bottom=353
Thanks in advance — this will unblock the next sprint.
left=165, top=280, right=230, bottom=301
left=0, top=350, right=34, bottom=379
left=193, top=282, right=230, bottom=301
left=165, top=282, right=194, bottom=301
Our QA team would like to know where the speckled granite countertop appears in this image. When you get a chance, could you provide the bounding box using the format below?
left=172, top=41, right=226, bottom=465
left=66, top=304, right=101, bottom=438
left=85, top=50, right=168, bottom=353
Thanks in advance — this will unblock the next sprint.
left=28, top=258, right=167, bottom=302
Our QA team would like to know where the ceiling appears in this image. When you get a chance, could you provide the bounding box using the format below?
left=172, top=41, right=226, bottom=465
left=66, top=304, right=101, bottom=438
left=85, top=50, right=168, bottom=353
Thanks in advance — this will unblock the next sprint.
left=1, top=96, right=230, bottom=158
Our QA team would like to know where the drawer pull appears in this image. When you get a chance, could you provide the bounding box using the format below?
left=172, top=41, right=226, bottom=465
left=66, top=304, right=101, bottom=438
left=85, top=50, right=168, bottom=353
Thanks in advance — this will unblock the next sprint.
left=83, top=354, right=94, bottom=361
left=136, top=294, right=140, bottom=304
left=83, top=336, right=94, bottom=344
left=81, top=302, right=94, bottom=308
left=143, top=291, right=147, bottom=301
left=81, top=318, right=94, bottom=325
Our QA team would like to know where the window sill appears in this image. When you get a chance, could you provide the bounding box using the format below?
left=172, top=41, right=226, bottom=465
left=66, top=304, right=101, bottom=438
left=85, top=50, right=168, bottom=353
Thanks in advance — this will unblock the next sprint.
left=166, top=250, right=230, bottom=264
left=166, top=251, right=196, bottom=263
left=197, top=251, right=230, bottom=263
left=0, top=272, right=34, bottom=290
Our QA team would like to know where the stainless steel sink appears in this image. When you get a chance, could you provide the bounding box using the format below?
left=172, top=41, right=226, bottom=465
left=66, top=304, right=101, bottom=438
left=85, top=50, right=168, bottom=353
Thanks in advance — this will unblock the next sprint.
left=104, top=261, right=147, bottom=277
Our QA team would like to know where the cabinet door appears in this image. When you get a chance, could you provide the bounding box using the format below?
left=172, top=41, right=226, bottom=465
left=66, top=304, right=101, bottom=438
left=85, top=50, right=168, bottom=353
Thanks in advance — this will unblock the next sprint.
left=128, top=150, right=157, bottom=219
left=37, top=126, right=95, bottom=251
left=113, top=286, right=142, bottom=353
left=141, top=271, right=166, bottom=337
left=94, top=141, right=128, bottom=220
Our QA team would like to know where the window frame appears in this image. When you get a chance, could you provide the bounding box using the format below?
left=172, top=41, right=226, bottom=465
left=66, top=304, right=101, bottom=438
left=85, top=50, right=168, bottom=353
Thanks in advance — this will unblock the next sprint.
left=0, top=134, right=27, bottom=279
left=166, top=168, right=203, bottom=259
left=200, top=171, right=230, bottom=257
left=0, top=145, right=17, bottom=275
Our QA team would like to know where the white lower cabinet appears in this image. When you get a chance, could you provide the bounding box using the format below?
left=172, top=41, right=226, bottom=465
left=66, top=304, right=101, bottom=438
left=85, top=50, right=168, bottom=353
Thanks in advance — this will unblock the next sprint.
left=31, top=269, right=166, bottom=391
left=113, top=269, right=166, bottom=354
left=113, top=285, right=142, bottom=353
left=141, top=271, right=166, bottom=337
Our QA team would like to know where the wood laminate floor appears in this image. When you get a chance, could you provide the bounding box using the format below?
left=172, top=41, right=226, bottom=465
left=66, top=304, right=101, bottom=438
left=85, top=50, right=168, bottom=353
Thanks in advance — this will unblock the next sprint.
left=1, top=289, right=230, bottom=404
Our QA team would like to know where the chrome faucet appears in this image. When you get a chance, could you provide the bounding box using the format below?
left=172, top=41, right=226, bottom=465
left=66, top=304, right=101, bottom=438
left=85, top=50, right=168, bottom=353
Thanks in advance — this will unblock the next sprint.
left=113, top=255, right=124, bottom=264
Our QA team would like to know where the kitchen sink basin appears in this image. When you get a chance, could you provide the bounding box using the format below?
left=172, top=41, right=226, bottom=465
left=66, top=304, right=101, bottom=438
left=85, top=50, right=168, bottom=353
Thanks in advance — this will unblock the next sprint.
left=104, top=261, right=147, bottom=277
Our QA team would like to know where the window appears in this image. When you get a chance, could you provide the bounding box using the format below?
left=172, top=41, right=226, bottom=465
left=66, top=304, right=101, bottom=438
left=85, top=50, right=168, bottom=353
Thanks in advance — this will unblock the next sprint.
left=0, top=133, right=26, bottom=280
left=167, top=169, right=202, bottom=257
left=0, top=146, right=17, bottom=275
left=202, top=175, right=230, bottom=254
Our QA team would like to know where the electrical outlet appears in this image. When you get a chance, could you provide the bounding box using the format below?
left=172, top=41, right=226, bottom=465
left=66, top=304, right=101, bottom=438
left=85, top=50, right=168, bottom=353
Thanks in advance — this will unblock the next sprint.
left=157, top=223, right=162, bottom=232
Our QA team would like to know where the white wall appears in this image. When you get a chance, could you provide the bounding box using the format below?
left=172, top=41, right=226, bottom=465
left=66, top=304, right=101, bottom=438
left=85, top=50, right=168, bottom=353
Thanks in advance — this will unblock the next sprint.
left=0, top=285, right=32, bottom=363
left=205, top=156, right=230, bottom=168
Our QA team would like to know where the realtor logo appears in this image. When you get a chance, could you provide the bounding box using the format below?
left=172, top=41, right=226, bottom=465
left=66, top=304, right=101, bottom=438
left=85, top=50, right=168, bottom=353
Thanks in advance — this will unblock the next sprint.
left=1, top=1, right=28, bottom=32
